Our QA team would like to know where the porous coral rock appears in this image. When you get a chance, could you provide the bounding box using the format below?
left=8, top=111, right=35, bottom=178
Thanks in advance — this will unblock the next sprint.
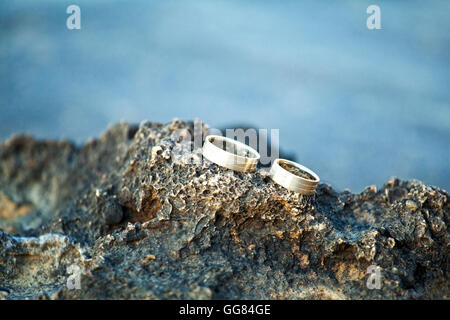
left=0, top=120, right=448, bottom=299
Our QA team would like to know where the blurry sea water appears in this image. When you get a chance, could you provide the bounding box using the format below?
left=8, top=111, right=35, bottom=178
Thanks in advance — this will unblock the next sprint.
left=1, top=0, right=449, bottom=192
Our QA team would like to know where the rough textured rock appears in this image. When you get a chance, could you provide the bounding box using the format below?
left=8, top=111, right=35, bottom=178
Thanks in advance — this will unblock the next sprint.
left=0, top=120, right=448, bottom=299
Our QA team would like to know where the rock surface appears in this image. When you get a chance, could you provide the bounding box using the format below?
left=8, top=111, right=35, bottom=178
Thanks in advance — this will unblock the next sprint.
left=0, top=120, right=448, bottom=299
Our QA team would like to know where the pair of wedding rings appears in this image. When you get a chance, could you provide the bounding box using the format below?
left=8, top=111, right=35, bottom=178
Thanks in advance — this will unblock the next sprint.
left=202, top=135, right=320, bottom=195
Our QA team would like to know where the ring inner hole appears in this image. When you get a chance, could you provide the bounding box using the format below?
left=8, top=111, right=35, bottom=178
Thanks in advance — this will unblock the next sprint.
left=279, top=161, right=315, bottom=180
left=211, top=137, right=253, bottom=158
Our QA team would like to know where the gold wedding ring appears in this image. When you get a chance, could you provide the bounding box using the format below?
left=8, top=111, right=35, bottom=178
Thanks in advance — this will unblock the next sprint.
left=202, top=135, right=260, bottom=172
left=270, top=159, right=320, bottom=195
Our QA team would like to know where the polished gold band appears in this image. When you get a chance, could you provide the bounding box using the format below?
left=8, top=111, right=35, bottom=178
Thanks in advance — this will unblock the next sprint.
left=202, top=135, right=260, bottom=172
left=269, top=159, right=320, bottom=195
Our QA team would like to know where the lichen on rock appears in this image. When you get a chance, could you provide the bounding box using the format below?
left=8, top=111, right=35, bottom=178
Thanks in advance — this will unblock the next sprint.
left=0, top=120, right=448, bottom=299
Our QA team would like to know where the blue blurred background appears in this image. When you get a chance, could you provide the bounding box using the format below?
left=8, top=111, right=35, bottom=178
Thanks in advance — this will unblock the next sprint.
left=1, top=0, right=449, bottom=192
